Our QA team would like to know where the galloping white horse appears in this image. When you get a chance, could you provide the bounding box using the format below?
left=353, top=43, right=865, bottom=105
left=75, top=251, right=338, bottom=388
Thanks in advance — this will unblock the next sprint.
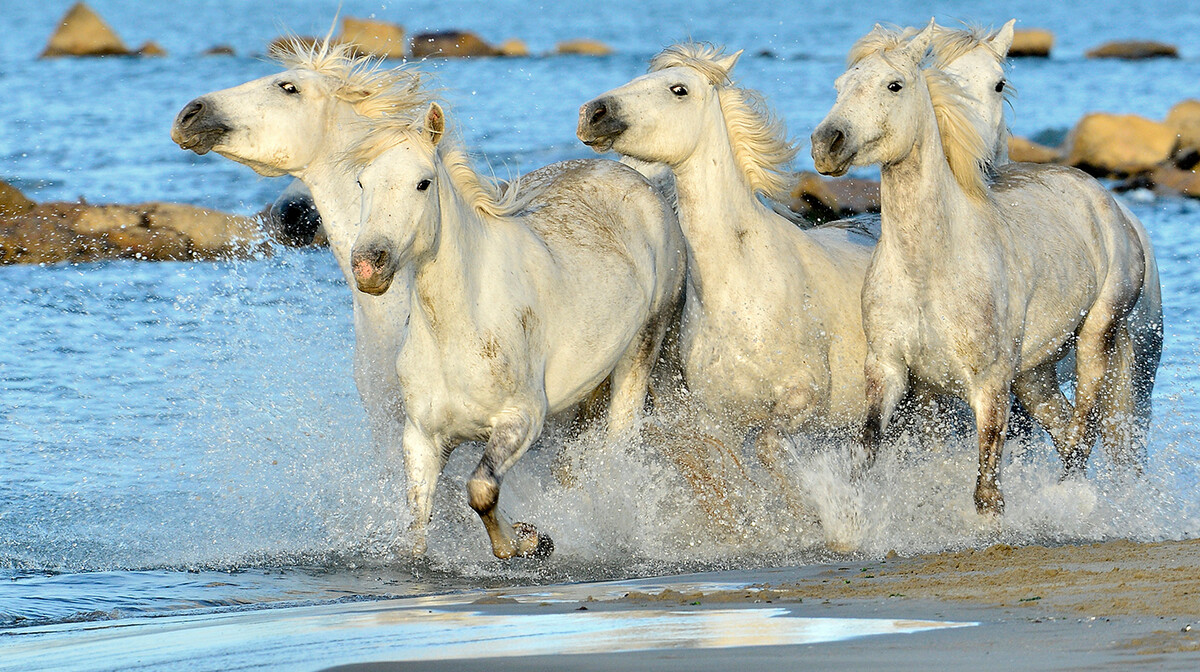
left=171, top=40, right=426, bottom=487
left=577, top=44, right=877, bottom=484
left=346, top=103, right=686, bottom=558
left=811, top=24, right=1145, bottom=514
left=928, top=21, right=1163, bottom=462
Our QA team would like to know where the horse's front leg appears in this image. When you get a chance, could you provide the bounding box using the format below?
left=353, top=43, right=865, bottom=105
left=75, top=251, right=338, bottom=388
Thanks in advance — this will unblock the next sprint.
left=468, top=407, right=553, bottom=559
left=968, top=379, right=1011, bottom=515
left=402, top=421, right=447, bottom=556
left=862, top=353, right=909, bottom=467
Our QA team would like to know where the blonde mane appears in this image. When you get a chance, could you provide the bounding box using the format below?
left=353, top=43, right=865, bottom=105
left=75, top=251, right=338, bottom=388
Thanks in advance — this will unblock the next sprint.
left=923, top=69, right=990, bottom=201
left=651, top=43, right=799, bottom=200
left=346, top=114, right=525, bottom=219
left=270, top=36, right=431, bottom=119
left=847, top=25, right=918, bottom=67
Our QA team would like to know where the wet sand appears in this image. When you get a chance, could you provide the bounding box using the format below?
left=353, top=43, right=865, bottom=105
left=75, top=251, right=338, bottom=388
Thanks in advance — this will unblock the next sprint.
left=4, top=538, right=1199, bottom=671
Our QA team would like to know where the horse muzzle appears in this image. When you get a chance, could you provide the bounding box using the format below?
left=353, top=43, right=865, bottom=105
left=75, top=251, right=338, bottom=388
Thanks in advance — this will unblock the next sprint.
left=351, top=246, right=396, bottom=296
left=810, top=123, right=853, bottom=177
left=170, top=97, right=231, bottom=155
left=576, top=97, right=628, bottom=152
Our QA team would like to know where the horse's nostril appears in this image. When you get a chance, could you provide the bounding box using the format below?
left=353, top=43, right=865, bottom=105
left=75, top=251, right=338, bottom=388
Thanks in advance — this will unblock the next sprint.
left=372, top=249, right=389, bottom=269
left=829, top=129, right=845, bottom=155
left=178, top=100, right=205, bottom=128
left=589, top=103, right=607, bottom=126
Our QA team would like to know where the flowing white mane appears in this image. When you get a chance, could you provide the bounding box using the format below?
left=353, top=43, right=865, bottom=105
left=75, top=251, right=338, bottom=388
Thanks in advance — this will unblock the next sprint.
left=269, top=36, right=431, bottom=119
left=650, top=42, right=798, bottom=200
left=346, top=113, right=525, bottom=219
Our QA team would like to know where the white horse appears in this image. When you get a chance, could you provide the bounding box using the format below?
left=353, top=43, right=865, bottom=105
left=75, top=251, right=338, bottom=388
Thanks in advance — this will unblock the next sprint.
left=347, top=103, right=686, bottom=558
left=811, top=24, right=1145, bottom=514
left=577, top=44, right=878, bottom=490
left=171, top=41, right=431, bottom=515
left=928, top=21, right=1163, bottom=463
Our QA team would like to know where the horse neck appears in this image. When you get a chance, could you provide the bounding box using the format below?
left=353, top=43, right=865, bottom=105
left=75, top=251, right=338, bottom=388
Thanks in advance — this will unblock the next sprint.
left=878, top=101, right=980, bottom=264
left=295, top=107, right=369, bottom=281
left=409, top=170, right=493, bottom=337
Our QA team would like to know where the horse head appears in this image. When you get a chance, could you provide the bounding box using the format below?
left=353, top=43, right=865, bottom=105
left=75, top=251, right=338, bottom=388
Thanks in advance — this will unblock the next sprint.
left=577, top=43, right=742, bottom=166
left=933, top=20, right=1015, bottom=164
left=811, top=22, right=935, bottom=176
left=349, top=103, right=446, bottom=296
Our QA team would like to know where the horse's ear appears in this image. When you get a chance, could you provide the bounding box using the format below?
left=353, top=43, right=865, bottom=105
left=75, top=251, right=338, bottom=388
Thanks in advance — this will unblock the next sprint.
left=899, top=18, right=935, bottom=64
left=716, top=49, right=743, bottom=76
left=339, top=86, right=373, bottom=103
left=423, top=103, right=445, bottom=146
left=988, top=19, right=1016, bottom=58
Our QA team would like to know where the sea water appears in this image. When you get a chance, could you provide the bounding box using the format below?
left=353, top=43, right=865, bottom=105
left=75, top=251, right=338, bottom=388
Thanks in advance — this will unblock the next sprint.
left=2, top=0, right=1199, bottom=628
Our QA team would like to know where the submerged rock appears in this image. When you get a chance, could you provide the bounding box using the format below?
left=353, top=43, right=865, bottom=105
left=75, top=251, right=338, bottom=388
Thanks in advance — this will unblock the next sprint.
left=40, top=2, right=130, bottom=58
left=1166, top=99, right=1200, bottom=155
left=410, top=31, right=497, bottom=58
left=1009, top=29, right=1053, bottom=57
left=264, top=180, right=324, bottom=247
left=1086, top=40, right=1179, bottom=59
left=497, top=38, right=530, bottom=57
left=555, top=39, right=613, bottom=56
left=1064, top=113, right=1177, bottom=176
left=202, top=44, right=236, bottom=56
left=0, top=181, right=35, bottom=218
left=136, top=41, right=167, bottom=57
left=788, top=172, right=880, bottom=223
left=340, top=17, right=406, bottom=59
left=1008, top=136, right=1061, bottom=164
left=0, top=198, right=265, bottom=265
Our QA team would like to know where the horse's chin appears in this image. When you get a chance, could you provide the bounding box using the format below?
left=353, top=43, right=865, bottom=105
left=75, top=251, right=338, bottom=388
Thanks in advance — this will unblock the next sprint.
left=580, top=137, right=616, bottom=153
left=211, top=150, right=290, bottom=177
left=813, top=154, right=852, bottom=177
left=355, top=278, right=394, bottom=296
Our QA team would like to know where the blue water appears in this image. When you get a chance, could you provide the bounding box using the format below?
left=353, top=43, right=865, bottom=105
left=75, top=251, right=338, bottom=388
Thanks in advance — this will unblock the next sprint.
left=2, top=0, right=1199, bottom=630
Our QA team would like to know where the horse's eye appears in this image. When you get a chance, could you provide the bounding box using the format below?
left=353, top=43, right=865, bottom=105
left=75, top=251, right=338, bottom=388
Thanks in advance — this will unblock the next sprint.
left=887, top=81, right=903, bottom=93
left=278, top=81, right=299, bottom=94
left=416, top=179, right=431, bottom=192
left=670, top=84, right=688, bottom=97
left=995, top=79, right=1006, bottom=93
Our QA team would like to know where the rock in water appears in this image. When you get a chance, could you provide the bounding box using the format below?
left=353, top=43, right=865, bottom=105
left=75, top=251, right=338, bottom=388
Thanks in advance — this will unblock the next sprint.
left=1009, top=29, right=1053, bottom=57
left=1064, top=113, right=1178, bottom=176
left=340, top=17, right=406, bottom=59
left=265, top=180, right=323, bottom=247
left=40, top=2, right=130, bottom=58
left=410, top=31, right=497, bottom=58
left=1008, top=136, right=1061, bottom=164
left=555, top=39, right=613, bottom=56
left=1086, top=40, right=1179, bottom=59
left=0, top=181, right=35, bottom=218
left=1166, top=99, right=1200, bottom=156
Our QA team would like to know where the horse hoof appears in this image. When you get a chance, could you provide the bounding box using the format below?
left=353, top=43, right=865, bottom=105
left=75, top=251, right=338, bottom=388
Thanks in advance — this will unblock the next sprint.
left=973, top=487, right=1004, bottom=516
left=513, top=522, right=555, bottom=559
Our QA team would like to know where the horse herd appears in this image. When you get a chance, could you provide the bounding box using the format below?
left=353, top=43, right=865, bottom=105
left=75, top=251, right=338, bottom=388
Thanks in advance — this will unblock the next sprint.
left=170, top=19, right=1162, bottom=559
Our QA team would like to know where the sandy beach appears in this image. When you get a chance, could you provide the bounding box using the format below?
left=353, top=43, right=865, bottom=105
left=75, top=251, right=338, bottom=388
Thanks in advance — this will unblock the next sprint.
left=4, top=537, right=1199, bottom=671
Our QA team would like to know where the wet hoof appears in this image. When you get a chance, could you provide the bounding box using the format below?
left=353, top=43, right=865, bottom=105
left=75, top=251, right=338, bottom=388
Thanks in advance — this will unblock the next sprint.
left=513, top=522, right=555, bottom=559
left=973, top=484, right=1004, bottom=516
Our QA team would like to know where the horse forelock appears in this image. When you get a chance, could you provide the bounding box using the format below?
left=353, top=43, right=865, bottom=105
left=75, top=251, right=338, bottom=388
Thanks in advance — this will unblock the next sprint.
left=649, top=42, right=734, bottom=85
left=846, top=25, right=918, bottom=67
left=270, top=35, right=429, bottom=119
left=929, top=23, right=997, bottom=69
left=923, top=69, right=991, bottom=201
left=345, top=114, right=525, bottom=220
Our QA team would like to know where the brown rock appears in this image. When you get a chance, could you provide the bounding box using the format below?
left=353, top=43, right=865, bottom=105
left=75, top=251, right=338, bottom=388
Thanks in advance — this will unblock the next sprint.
left=410, top=31, right=497, bottom=58
left=0, top=201, right=263, bottom=265
left=1086, top=40, right=1178, bottom=60
left=1166, top=99, right=1200, bottom=154
left=555, top=39, right=613, bottom=56
left=0, top=181, right=35, bottom=218
left=136, top=41, right=167, bottom=57
left=1008, top=136, right=1061, bottom=164
left=340, top=17, right=406, bottom=59
left=1009, top=29, right=1053, bottom=57
left=497, top=38, right=530, bottom=57
left=203, top=44, right=236, bottom=56
left=1064, top=113, right=1178, bottom=176
left=788, top=172, right=880, bottom=222
left=1149, top=166, right=1200, bottom=198
left=40, top=2, right=130, bottom=58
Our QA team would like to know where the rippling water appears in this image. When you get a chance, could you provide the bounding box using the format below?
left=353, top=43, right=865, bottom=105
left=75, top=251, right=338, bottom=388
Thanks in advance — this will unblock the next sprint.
left=2, top=0, right=1199, bottom=629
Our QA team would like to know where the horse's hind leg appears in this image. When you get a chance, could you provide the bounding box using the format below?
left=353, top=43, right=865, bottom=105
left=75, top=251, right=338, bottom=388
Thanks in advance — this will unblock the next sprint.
left=1099, top=324, right=1145, bottom=472
left=1012, top=361, right=1074, bottom=449
left=467, top=408, right=553, bottom=559
left=1063, top=310, right=1122, bottom=476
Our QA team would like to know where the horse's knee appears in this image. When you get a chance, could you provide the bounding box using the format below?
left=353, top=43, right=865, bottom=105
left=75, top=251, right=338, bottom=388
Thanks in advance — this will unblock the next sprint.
left=467, top=470, right=500, bottom=515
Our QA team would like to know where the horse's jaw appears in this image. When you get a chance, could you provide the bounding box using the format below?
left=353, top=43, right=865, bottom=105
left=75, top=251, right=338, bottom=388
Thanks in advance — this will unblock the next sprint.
left=211, top=148, right=291, bottom=177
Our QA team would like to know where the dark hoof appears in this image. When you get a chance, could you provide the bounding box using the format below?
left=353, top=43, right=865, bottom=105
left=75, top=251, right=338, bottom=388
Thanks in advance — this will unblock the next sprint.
left=974, top=486, right=1005, bottom=516
left=513, top=522, right=555, bottom=559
